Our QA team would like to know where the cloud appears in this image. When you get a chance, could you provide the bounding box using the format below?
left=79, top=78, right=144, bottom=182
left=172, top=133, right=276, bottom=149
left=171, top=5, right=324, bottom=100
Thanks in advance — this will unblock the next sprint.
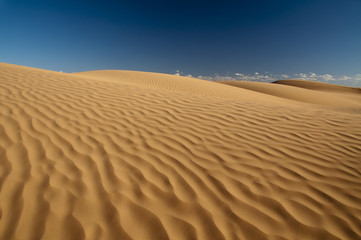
left=233, top=73, right=274, bottom=81
left=338, top=74, right=361, bottom=82
left=320, top=74, right=335, bottom=81
left=295, top=72, right=336, bottom=81
left=174, top=70, right=361, bottom=87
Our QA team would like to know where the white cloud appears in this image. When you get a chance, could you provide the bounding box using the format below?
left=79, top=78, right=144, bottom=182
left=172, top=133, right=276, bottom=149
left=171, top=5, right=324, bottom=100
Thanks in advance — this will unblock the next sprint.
left=296, top=73, right=308, bottom=79
left=174, top=70, right=361, bottom=87
left=319, top=74, right=335, bottom=81
left=295, top=72, right=335, bottom=81
left=354, top=74, right=361, bottom=81
left=340, top=76, right=352, bottom=81
left=233, top=72, right=275, bottom=82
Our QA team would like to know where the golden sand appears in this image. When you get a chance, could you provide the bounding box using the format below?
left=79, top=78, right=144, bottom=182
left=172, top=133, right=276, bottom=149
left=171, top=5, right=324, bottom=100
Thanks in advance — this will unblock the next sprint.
left=0, top=62, right=361, bottom=239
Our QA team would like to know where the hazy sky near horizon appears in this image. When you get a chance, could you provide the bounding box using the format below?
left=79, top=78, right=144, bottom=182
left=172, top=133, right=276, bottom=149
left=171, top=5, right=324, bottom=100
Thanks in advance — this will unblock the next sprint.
left=1, top=0, right=361, bottom=85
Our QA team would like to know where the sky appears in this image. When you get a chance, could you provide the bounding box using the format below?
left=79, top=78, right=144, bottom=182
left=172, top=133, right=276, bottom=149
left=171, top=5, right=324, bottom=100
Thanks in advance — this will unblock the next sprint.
left=1, top=0, right=361, bottom=86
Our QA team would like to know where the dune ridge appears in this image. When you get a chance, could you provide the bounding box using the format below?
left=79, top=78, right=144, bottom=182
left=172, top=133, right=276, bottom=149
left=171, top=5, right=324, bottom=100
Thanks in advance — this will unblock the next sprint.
left=0, top=62, right=361, bottom=240
left=218, top=80, right=361, bottom=109
left=273, top=79, right=361, bottom=93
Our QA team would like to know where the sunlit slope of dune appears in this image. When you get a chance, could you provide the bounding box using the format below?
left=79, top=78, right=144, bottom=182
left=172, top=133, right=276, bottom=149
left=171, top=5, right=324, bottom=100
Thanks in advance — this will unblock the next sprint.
left=218, top=80, right=361, bottom=109
left=74, top=70, right=299, bottom=104
left=1, top=62, right=361, bottom=240
left=273, top=79, right=361, bottom=93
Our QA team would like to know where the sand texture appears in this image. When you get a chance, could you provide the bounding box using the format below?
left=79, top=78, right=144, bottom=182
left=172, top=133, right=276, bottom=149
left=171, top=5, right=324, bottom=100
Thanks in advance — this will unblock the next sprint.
left=1, top=62, right=361, bottom=240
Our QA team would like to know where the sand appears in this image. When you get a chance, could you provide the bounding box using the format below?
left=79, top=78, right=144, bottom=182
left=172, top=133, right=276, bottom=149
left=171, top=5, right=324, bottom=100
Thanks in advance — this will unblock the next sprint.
left=0, top=62, right=361, bottom=240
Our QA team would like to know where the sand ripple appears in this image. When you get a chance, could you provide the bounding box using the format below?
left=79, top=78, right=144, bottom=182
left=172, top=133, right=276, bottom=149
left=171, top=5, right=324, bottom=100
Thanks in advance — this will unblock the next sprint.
left=1, top=63, right=361, bottom=239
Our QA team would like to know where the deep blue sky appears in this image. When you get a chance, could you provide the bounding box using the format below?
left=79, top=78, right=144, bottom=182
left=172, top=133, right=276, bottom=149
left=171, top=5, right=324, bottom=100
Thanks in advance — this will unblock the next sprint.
left=1, top=0, right=361, bottom=83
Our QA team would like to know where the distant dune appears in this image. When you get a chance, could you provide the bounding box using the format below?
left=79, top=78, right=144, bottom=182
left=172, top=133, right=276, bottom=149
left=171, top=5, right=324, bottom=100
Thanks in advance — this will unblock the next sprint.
left=1, top=62, right=361, bottom=240
left=218, top=80, right=361, bottom=108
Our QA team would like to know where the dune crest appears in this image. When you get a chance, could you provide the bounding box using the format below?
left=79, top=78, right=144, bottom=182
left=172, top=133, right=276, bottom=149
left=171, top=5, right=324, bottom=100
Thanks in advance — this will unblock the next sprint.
left=1, top=62, right=361, bottom=240
left=273, top=79, right=361, bottom=93
left=218, top=80, right=361, bottom=109
left=74, top=70, right=298, bottom=104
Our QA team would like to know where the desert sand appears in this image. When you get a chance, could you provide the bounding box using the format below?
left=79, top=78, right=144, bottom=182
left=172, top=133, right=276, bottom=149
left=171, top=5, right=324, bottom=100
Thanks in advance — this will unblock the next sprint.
left=0, top=62, right=361, bottom=240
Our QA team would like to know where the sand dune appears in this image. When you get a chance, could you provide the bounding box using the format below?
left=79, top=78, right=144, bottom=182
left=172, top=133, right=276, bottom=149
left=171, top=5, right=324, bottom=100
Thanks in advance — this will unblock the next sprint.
left=273, top=79, right=361, bottom=93
left=1, top=62, right=361, bottom=240
left=218, top=80, right=361, bottom=109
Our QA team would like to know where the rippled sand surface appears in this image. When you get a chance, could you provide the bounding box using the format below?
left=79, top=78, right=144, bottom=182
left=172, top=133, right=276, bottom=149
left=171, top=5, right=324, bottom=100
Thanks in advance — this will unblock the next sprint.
left=1, top=63, right=361, bottom=240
